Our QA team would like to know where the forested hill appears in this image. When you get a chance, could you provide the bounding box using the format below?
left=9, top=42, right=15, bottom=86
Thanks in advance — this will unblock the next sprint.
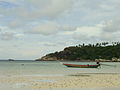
left=39, top=42, right=120, bottom=61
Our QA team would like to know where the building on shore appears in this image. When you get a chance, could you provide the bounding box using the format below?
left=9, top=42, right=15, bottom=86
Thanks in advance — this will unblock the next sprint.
left=112, top=57, right=120, bottom=62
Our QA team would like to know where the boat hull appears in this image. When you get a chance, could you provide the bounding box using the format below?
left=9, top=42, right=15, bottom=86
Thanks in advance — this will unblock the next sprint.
left=63, top=63, right=100, bottom=68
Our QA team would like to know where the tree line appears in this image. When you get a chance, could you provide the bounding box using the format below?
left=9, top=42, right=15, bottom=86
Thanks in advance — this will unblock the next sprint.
left=45, top=42, right=120, bottom=61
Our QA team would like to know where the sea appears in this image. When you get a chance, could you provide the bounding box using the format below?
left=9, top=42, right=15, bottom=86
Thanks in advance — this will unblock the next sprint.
left=0, top=60, right=120, bottom=76
left=0, top=60, right=120, bottom=90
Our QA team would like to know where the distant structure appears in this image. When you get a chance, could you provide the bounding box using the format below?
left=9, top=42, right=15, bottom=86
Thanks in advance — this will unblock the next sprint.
left=112, top=57, right=120, bottom=62
left=8, top=59, right=14, bottom=61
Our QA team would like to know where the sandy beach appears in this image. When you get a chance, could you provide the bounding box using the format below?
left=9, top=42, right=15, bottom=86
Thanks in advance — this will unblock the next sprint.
left=0, top=73, right=120, bottom=90
left=0, top=61, right=120, bottom=90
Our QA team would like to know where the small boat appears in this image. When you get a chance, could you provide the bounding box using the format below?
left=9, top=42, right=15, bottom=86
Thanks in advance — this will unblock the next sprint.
left=63, top=63, right=100, bottom=68
left=8, top=59, right=14, bottom=61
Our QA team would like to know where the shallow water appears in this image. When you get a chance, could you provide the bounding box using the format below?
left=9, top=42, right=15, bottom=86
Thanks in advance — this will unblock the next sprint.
left=0, top=60, right=120, bottom=76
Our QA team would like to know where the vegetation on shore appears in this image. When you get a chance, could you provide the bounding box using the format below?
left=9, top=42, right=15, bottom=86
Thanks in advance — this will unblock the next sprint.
left=39, top=42, right=120, bottom=61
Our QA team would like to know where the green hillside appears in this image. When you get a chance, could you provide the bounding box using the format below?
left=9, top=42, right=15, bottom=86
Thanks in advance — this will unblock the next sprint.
left=40, top=42, right=120, bottom=61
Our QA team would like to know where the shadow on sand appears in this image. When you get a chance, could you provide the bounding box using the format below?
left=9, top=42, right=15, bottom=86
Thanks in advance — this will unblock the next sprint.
left=67, top=73, right=90, bottom=77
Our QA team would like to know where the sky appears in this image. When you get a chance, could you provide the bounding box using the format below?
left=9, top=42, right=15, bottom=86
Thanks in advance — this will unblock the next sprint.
left=0, top=0, right=120, bottom=60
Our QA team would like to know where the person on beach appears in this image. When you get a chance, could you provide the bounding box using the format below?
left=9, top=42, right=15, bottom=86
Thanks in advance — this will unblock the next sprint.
left=96, top=61, right=100, bottom=66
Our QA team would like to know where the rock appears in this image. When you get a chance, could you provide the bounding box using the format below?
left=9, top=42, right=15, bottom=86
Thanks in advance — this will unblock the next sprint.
left=36, top=56, right=58, bottom=61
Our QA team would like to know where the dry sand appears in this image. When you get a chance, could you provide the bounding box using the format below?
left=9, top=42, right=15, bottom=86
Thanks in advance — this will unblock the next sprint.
left=0, top=73, right=120, bottom=90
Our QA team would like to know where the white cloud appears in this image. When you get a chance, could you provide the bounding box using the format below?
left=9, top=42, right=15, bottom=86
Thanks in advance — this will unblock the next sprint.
left=110, top=0, right=120, bottom=3
left=103, top=19, right=120, bottom=32
left=60, top=25, right=76, bottom=31
left=70, top=19, right=120, bottom=42
left=26, top=22, right=59, bottom=35
left=99, top=4, right=115, bottom=11
left=0, top=0, right=75, bottom=28
left=72, top=25, right=102, bottom=41
left=25, top=21, right=76, bottom=35
left=0, top=31, right=24, bottom=40
left=0, top=26, right=24, bottom=40
left=99, top=19, right=120, bottom=41
left=0, top=32, right=16, bottom=40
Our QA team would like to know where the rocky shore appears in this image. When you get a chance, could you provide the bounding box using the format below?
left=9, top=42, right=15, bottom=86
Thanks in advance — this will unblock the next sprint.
left=36, top=56, right=120, bottom=62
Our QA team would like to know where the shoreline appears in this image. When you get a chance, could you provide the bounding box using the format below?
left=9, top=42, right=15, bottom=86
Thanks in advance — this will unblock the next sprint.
left=0, top=59, right=120, bottom=62
left=35, top=60, right=120, bottom=62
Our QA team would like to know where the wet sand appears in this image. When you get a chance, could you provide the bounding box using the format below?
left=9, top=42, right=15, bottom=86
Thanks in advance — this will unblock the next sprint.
left=0, top=73, right=120, bottom=90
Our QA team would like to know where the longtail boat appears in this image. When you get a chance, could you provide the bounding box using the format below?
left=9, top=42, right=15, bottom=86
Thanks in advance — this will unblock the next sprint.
left=63, top=63, right=100, bottom=68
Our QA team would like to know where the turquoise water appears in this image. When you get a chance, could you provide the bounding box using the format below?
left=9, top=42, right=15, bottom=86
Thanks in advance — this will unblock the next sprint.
left=0, top=60, right=120, bottom=76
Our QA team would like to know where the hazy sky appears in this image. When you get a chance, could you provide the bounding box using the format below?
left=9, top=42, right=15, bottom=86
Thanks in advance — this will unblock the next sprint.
left=0, top=0, right=120, bottom=60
